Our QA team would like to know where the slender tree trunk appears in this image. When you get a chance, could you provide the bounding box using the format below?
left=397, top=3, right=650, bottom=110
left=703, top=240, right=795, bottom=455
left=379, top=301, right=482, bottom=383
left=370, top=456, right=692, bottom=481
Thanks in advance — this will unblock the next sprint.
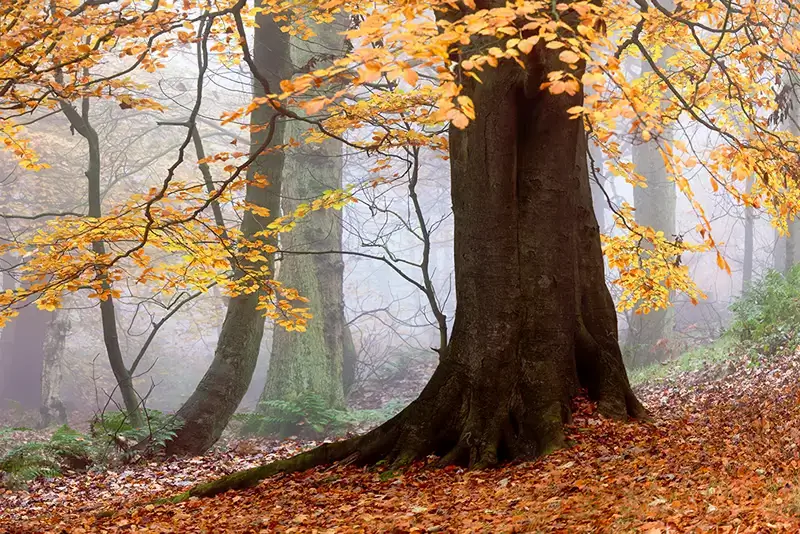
left=256, top=13, right=350, bottom=430
left=166, top=9, right=289, bottom=455
left=627, top=57, right=676, bottom=366
left=743, top=176, right=754, bottom=291
left=59, top=95, right=142, bottom=426
left=40, top=309, right=70, bottom=427
left=784, top=202, right=800, bottom=274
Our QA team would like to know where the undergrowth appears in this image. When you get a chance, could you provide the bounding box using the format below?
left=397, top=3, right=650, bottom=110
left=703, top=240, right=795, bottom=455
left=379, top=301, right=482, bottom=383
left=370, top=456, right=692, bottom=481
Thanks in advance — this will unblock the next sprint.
left=0, top=410, right=182, bottom=489
left=0, top=425, right=91, bottom=489
left=236, top=393, right=407, bottom=438
left=729, top=266, right=800, bottom=359
left=631, top=267, right=800, bottom=386
left=628, top=336, right=736, bottom=386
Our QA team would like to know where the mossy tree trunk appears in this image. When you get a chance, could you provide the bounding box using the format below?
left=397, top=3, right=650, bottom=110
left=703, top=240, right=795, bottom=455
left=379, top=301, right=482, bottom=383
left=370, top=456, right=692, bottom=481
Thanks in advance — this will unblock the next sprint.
left=40, top=309, right=70, bottom=427
left=184, top=14, right=645, bottom=494
left=166, top=7, right=289, bottom=456
left=255, top=13, right=352, bottom=431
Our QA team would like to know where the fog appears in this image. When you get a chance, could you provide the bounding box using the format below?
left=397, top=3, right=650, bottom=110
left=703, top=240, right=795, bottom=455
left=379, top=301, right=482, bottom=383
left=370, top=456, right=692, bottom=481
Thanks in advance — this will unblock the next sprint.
left=0, top=25, right=786, bottom=428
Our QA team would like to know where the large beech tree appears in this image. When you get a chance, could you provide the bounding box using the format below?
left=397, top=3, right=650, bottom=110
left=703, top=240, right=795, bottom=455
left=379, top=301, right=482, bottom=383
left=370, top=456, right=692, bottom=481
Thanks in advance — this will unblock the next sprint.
left=3, top=0, right=800, bottom=485
left=183, top=15, right=645, bottom=497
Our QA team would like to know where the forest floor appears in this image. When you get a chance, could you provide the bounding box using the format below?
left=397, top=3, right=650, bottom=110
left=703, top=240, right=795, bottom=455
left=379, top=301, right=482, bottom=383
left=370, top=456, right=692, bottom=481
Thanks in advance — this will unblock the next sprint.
left=4, top=350, right=800, bottom=532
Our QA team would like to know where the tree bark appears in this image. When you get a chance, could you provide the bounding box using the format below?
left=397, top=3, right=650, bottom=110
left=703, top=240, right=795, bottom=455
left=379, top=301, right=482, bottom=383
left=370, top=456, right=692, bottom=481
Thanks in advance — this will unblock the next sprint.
left=256, top=12, right=350, bottom=431
left=0, top=298, right=49, bottom=410
left=743, top=175, right=754, bottom=291
left=626, top=58, right=677, bottom=367
left=166, top=9, right=289, bottom=455
left=183, top=29, right=645, bottom=494
left=40, top=309, right=70, bottom=427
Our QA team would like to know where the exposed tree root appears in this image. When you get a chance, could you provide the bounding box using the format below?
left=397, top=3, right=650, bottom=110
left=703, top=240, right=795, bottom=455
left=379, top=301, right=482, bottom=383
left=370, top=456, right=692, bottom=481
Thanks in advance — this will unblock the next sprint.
left=170, top=347, right=645, bottom=501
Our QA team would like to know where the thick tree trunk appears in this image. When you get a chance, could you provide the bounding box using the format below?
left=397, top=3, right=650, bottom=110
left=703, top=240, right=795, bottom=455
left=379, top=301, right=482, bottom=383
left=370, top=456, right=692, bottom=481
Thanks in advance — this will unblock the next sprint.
left=166, top=11, right=288, bottom=455
left=256, top=13, right=349, bottom=430
left=183, top=36, right=645, bottom=495
left=40, top=310, right=70, bottom=427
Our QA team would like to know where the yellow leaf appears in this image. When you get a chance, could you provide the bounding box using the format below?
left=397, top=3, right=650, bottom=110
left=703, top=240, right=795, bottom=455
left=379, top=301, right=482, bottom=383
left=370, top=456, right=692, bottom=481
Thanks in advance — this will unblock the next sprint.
left=403, top=68, right=418, bottom=86
left=558, top=50, right=580, bottom=64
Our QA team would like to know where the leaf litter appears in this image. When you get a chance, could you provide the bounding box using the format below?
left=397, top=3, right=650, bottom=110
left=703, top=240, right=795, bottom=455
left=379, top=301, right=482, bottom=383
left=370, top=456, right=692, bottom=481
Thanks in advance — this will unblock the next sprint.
left=5, top=352, right=800, bottom=532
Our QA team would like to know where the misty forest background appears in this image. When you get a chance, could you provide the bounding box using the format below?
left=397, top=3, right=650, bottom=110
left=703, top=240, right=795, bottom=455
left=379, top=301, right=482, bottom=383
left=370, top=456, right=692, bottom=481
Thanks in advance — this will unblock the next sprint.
left=0, top=39, right=791, bottom=441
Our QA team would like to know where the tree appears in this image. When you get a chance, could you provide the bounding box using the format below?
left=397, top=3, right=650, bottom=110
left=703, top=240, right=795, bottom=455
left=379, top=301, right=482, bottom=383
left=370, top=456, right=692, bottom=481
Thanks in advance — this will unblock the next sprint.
left=183, top=6, right=648, bottom=492
left=40, top=309, right=70, bottom=427
left=58, top=92, right=143, bottom=426
left=165, top=6, right=290, bottom=455
left=255, top=12, right=352, bottom=428
left=743, top=175, right=755, bottom=291
left=626, top=57, right=677, bottom=366
left=0, top=287, right=49, bottom=410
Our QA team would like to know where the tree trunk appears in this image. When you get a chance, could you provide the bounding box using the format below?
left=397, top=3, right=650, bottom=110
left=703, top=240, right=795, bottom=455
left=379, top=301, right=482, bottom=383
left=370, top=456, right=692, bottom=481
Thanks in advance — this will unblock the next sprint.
left=166, top=10, right=289, bottom=455
left=183, top=38, right=645, bottom=495
left=0, top=259, right=50, bottom=410
left=0, top=299, right=49, bottom=410
left=743, top=175, right=754, bottom=291
left=40, top=309, right=70, bottom=427
left=589, top=145, right=607, bottom=234
left=342, top=324, right=357, bottom=397
left=56, top=89, right=142, bottom=425
left=256, top=13, right=350, bottom=430
left=626, top=57, right=677, bottom=366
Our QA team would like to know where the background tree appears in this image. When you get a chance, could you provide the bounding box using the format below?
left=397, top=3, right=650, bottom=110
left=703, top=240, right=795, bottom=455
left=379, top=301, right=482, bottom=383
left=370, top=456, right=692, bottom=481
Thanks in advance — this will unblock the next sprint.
left=166, top=7, right=290, bottom=455
left=58, top=91, right=143, bottom=425
left=255, top=12, right=353, bottom=430
left=743, top=175, right=755, bottom=291
left=40, top=309, right=70, bottom=427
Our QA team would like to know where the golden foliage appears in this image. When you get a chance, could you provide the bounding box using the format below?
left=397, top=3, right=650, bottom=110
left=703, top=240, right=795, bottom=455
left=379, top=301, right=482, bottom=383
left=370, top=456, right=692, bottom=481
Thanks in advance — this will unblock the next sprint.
left=3, top=0, right=800, bottom=325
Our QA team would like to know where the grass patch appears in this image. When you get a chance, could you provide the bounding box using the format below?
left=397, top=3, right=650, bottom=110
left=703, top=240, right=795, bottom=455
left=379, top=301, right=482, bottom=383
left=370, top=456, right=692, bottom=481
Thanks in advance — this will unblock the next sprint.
left=628, top=336, right=736, bottom=386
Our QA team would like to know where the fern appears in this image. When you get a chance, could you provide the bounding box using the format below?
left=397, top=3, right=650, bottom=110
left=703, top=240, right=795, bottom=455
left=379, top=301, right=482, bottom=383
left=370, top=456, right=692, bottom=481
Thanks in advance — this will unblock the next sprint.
left=91, top=410, right=183, bottom=460
left=0, top=411, right=184, bottom=489
left=239, top=395, right=409, bottom=438
left=0, top=425, right=93, bottom=488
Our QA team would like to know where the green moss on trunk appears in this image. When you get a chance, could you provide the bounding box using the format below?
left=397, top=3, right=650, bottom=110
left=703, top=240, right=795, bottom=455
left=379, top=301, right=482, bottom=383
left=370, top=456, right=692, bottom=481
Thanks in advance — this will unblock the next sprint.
left=258, top=12, right=350, bottom=428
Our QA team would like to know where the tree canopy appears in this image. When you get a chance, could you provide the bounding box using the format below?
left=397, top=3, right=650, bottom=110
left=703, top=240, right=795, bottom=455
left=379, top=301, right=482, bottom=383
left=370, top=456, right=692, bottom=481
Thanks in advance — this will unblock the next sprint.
left=1, top=0, right=797, bottom=327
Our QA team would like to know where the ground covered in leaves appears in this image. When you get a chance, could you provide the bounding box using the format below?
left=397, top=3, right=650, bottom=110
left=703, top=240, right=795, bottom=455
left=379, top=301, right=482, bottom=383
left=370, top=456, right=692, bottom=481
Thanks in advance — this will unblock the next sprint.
left=5, top=351, right=800, bottom=532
